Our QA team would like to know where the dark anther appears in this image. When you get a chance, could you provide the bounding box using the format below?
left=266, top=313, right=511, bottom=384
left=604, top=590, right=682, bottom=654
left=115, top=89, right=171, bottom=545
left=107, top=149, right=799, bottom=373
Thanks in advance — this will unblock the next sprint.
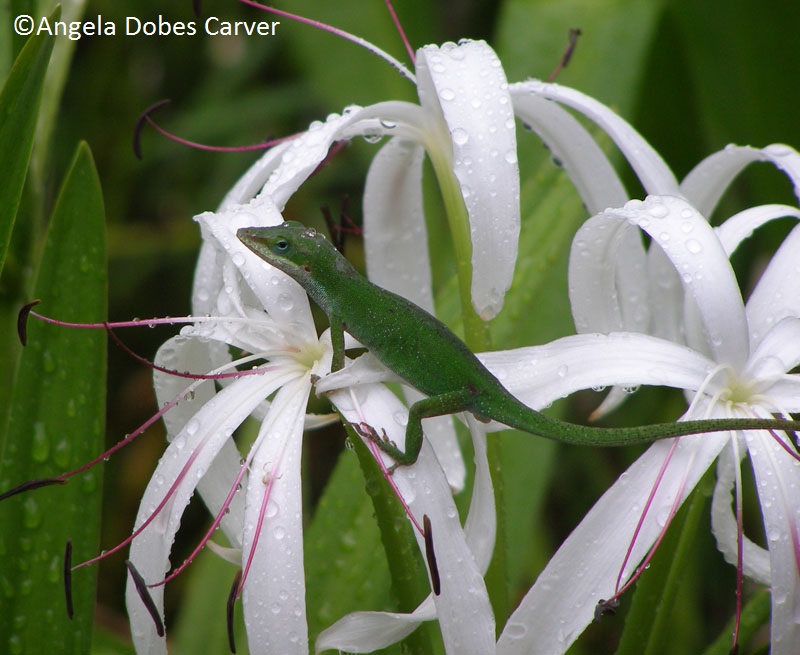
left=192, top=0, right=202, bottom=18
left=227, top=569, right=242, bottom=653
left=563, top=28, right=582, bottom=69
left=423, top=515, right=441, bottom=596
left=126, top=560, right=165, bottom=637
left=0, top=477, right=66, bottom=502
left=64, top=540, right=74, bottom=620
left=133, top=99, right=172, bottom=160
left=17, top=300, right=41, bottom=346
left=594, top=597, right=620, bottom=621
left=546, top=27, right=583, bottom=83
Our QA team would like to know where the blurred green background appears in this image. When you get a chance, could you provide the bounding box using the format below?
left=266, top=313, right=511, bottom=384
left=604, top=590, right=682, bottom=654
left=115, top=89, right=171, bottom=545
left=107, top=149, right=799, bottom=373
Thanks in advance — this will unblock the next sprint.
left=2, top=0, right=800, bottom=653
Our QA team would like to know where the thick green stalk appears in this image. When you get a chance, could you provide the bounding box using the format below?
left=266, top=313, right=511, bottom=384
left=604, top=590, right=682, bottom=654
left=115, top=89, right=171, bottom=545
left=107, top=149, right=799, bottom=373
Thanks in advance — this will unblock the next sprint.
left=426, top=145, right=509, bottom=628
left=426, top=146, right=492, bottom=354
left=350, top=428, right=440, bottom=655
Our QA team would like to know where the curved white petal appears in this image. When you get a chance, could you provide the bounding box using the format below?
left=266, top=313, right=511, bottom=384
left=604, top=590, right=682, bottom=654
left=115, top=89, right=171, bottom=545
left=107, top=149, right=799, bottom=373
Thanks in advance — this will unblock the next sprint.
left=323, top=384, right=495, bottom=655
left=510, top=89, right=629, bottom=214
left=759, top=376, right=800, bottom=413
left=219, top=100, right=430, bottom=214
left=126, top=372, right=290, bottom=654
left=316, top=603, right=437, bottom=654
left=745, top=222, right=800, bottom=348
left=498, top=433, right=727, bottom=654
left=608, top=196, right=749, bottom=367
left=568, top=211, right=649, bottom=334
left=681, top=144, right=800, bottom=216
left=744, top=428, right=800, bottom=654
left=229, top=108, right=364, bottom=211
left=743, top=318, right=800, bottom=391
left=715, top=204, right=800, bottom=257
left=364, top=137, right=433, bottom=309
left=478, top=332, right=714, bottom=420
left=511, top=80, right=678, bottom=195
left=462, top=416, right=496, bottom=573
left=241, top=377, right=312, bottom=655
left=153, top=336, right=245, bottom=549
left=196, top=202, right=317, bottom=337
left=417, top=40, right=520, bottom=320
left=711, top=442, right=771, bottom=584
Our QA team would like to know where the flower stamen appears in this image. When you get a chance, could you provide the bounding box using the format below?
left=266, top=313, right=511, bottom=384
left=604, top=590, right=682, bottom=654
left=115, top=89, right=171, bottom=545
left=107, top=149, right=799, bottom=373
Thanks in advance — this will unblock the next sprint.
left=382, top=0, right=414, bottom=64
left=227, top=569, right=243, bottom=653
left=126, top=559, right=165, bottom=637
left=133, top=99, right=295, bottom=159
left=237, top=0, right=415, bottom=82
left=64, top=540, right=74, bottom=620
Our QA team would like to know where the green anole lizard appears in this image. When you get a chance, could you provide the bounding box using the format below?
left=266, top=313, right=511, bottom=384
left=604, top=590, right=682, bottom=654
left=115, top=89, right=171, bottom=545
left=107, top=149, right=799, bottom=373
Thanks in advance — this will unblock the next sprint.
left=238, top=222, right=800, bottom=466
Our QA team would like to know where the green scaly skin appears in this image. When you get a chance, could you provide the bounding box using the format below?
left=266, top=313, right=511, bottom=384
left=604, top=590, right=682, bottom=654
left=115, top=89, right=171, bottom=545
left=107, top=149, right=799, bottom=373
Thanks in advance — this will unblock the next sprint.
left=238, top=222, right=800, bottom=466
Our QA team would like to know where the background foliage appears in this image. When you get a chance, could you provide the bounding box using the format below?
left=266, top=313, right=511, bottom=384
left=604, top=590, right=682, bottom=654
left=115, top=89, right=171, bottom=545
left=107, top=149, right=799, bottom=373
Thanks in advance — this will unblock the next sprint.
left=1, top=0, right=799, bottom=653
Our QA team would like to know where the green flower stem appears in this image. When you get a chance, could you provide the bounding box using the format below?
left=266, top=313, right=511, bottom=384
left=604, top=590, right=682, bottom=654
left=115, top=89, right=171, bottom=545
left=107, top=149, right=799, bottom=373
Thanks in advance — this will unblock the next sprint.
left=427, top=147, right=492, bottom=354
left=350, top=427, right=440, bottom=655
left=427, top=146, right=509, bottom=630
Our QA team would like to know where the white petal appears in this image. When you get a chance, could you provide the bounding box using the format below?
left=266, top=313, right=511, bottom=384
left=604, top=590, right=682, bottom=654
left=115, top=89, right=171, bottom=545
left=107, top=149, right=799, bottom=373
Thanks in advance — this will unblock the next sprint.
left=512, top=80, right=678, bottom=194
left=364, top=137, right=433, bottom=310
left=681, top=144, right=800, bottom=216
left=478, top=332, right=714, bottom=419
left=744, top=318, right=800, bottom=387
left=745, top=222, right=800, bottom=348
left=153, top=336, right=245, bottom=548
left=126, top=373, right=286, bottom=653
left=417, top=40, right=520, bottom=320
left=220, top=138, right=296, bottom=210
left=497, top=434, right=727, bottom=654
left=462, top=416, right=496, bottom=572
left=609, top=196, right=749, bottom=367
left=241, top=377, right=312, bottom=655
left=760, top=376, right=800, bottom=413
left=228, top=107, right=365, bottom=210
left=710, top=442, right=771, bottom=584
left=510, top=89, right=629, bottom=214
left=715, top=204, right=800, bottom=257
left=744, top=428, right=800, bottom=654
left=568, top=210, right=649, bottom=334
left=195, top=203, right=317, bottom=336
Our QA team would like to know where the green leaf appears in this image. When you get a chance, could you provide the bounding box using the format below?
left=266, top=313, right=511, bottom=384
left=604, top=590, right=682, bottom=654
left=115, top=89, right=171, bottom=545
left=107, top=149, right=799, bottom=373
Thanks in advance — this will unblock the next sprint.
left=0, top=8, right=56, bottom=276
left=703, top=590, right=770, bottom=655
left=0, top=142, right=107, bottom=655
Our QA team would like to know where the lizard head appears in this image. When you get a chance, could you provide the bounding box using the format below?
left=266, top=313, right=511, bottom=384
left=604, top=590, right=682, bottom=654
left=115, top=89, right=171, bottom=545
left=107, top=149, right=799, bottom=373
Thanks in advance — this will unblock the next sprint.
left=237, top=221, right=332, bottom=284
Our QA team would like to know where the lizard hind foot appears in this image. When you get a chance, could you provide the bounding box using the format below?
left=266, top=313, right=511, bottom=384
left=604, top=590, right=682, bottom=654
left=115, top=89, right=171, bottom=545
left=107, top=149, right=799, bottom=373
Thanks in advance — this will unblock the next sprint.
left=353, top=422, right=403, bottom=472
left=355, top=422, right=396, bottom=448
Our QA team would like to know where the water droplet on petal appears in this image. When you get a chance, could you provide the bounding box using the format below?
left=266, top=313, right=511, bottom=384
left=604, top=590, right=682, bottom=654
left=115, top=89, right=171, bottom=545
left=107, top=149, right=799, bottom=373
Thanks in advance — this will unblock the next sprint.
left=685, top=239, right=702, bottom=254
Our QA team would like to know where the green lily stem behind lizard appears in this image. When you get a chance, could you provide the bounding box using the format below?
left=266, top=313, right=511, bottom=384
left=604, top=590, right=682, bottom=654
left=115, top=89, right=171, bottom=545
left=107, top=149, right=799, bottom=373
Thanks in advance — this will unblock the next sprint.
left=237, top=222, right=800, bottom=466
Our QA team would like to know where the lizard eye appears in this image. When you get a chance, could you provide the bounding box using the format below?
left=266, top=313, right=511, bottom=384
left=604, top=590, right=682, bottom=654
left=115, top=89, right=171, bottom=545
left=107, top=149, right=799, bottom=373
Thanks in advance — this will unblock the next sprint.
left=274, top=239, right=290, bottom=253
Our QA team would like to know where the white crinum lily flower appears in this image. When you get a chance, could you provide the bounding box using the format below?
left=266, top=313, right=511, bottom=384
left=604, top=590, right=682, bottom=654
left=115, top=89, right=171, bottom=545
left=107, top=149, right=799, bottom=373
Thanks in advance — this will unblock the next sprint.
left=125, top=195, right=329, bottom=655
left=484, top=192, right=800, bottom=654
left=125, top=191, right=493, bottom=654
